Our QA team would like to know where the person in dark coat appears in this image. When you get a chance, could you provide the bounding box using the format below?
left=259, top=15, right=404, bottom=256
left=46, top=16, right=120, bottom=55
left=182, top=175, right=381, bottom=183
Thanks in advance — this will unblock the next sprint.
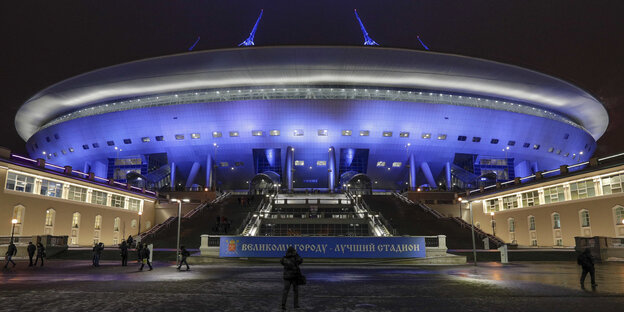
left=578, top=248, right=597, bottom=289
left=93, top=242, right=104, bottom=267
left=139, top=244, right=152, bottom=271
left=127, top=235, right=134, bottom=248
left=92, top=243, right=98, bottom=266
left=177, top=246, right=190, bottom=271
left=280, top=246, right=303, bottom=310
left=34, top=242, right=45, bottom=266
left=4, top=241, right=17, bottom=268
left=27, top=242, right=36, bottom=266
left=136, top=242, right=143, bottom=263
left=120, top=240, right=128, bottom=266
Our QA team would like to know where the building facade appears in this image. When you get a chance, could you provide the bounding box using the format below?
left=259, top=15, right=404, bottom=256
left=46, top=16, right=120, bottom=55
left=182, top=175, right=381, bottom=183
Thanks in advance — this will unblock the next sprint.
left=468, top=157, right=624, bottom=247
left=0, top=148, right=156, bottom=246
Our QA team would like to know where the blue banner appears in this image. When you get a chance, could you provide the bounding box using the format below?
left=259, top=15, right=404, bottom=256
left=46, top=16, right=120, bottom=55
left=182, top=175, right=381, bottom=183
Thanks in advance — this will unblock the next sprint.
left=219, top=236, right=426, bottom=258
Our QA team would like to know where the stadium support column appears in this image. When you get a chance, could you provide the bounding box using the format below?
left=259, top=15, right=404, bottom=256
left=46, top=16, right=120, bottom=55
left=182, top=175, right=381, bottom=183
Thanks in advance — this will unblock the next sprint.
left=206, top=155, right=213, bottom=191
left=328, top=146, right=336, bottom=193
left=186, top=162, right=201, bottom=188
left=286, top=146, right=294, bottom=193
left=170, top=162, right=176, bottom=191
left=445, top=162, right=452, bottom=190
left=420, top=162, right=437, bottom=189
left=408, top=154, right=416, bottom=191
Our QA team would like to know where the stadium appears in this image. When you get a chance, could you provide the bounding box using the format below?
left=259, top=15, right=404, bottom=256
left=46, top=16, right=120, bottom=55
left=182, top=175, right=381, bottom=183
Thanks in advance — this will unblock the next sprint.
left=15, top=46, right=608, bottom=193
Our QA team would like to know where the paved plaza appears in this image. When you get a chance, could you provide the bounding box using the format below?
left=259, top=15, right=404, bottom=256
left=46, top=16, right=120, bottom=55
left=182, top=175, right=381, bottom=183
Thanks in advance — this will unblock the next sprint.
left=1, top=260, right=624, bottom=311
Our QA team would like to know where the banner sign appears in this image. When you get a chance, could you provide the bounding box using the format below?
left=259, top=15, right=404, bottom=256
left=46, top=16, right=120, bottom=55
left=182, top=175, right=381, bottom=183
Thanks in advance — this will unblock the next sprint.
left=219, top=236, right=426, bottom=258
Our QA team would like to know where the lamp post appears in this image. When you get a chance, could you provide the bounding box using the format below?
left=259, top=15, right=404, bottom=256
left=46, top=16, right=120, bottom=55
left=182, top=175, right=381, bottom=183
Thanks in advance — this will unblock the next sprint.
left=171, top=198, right=190, bottom=267
left=458, top=197, right=462, bottom=219
left=10, top=219, right=18, bottom=243
left=464, top=200, right=480, bottom=266
left=490, top=212, right=496, bottom=237
left=138, top=211, right=142, bottom=235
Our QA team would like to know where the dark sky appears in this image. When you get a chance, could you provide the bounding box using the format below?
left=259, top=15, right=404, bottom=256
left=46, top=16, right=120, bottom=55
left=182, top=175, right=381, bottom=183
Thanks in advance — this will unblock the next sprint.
left=1, top=1, right=623, bottom=157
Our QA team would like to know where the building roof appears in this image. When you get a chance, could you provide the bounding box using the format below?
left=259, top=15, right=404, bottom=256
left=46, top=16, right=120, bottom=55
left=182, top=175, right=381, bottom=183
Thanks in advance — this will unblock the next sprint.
left=15, top=46, right=608, bottom=141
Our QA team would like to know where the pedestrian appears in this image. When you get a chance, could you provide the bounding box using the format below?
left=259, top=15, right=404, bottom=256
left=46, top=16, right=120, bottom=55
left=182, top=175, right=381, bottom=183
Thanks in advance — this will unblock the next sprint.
left=27, top=242, right=36, bottom=266
left=578, top=248, right=597, bottom=289
left=92, top=243, right=98, bottom=266
left=34, top=242, right=45, bottom=266
left=177, top=246, right=190, bottom=271
left=136, top=242, right=143, bottom=263
left=4, top=241, right=17, bottom=269
left=94, top=242, right=104, bottom=267
left=127, top=235, right=134, bottom=248
left=139, top=244, right=152, bottom=271
left=120, top=240, right=128, bottom=266
left=280, top=246, right=303, bottom=310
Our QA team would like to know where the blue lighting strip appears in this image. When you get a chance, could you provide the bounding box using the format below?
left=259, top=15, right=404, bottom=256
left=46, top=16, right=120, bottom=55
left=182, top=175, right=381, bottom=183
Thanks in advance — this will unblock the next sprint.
left=417, top=36, right=429, bottom=50
left=188, top=36, right=201, bottom=51
left=354, top=9, right=379, bottom=46
left=239, top=9, right=263, bottom=47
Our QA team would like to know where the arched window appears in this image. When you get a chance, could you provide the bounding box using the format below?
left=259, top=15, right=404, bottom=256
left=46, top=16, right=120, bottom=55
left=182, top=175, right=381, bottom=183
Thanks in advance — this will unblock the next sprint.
left=44, top=208, right=56, bottom=235
left=528, top=215, right=536, bottom=231
left=615, top=206, right=624, bottom=225
left=72, top=212, right=81, bottom=228
left=113, top=217, right=120, bottom=232
left=552, top=213, right=561, bottom=229
left=580, top=210, right=590, bottom=227
left=12, top=205, right=25, bottom=224
left=145, top=221, right=151, bottom=230
left=508, top=218, right=515, bottom=233
left=131, top=219, right=137, bottom=229
left=94, top=215, right=102, bottom=230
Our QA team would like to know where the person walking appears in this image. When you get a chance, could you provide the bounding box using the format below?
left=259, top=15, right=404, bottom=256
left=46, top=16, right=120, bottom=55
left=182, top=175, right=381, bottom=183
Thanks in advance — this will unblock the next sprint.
left=120, top=240, right=128, bottom=266
left=280, top=246, right=303, bottom=310
left=91, top=243, right=98, bottom=266
left=4, top=241, right=17, bottom=269
left=93, top=242, right=104, bottom=267
left=27, top=242, right=36, bottom=267
left=34, top=242, right=45, bottom=266
left=177, top=246, right=190, bottom=271
left=136, top=242, right=143, bottom=263
left=578, top=248, right=597, bottom=289
left=139, top=244, right=152, bottom=271
left=127, top=235, right=134, bottom=248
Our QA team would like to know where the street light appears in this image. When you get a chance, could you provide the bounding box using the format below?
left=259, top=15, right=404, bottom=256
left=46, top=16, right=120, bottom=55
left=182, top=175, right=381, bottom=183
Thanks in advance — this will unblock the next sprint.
left=490, top=212, right=496, bottom=237
left=138, top=211, right=143, bottom=235
left=465, top=199, right=481, bottom=266
left=457, top=197, right=462, bottom=218
left=171, top=198, right=190, bottom=267
left=10, top=219, right=18, bottom=243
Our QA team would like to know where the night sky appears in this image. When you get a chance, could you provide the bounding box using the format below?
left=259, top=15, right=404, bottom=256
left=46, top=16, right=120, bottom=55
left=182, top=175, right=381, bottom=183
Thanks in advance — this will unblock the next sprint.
left=1, top=1, right=623, bottom=157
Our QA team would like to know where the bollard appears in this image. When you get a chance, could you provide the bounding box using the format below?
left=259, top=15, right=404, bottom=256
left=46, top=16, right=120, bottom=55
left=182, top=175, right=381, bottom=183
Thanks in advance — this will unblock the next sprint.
left=498, top=244, right=509, bottom=263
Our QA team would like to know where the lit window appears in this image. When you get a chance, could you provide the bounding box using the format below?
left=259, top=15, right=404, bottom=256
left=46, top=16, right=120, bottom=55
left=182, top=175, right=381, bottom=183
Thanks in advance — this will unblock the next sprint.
left=556, top=149, right=561, bottom=154
left=141, top=137, right=150, bottom=143
left=533, top=144, right=540, bottom=150
left=5, top=172, right=35, bottom=193
left=40, top=180, right=63, bottom=198
left=318, top=129, right=328, bottom=136
left=342, top=130, right=352, bottom=136
left=175, top=134, right=185, bottom=140
left=293, top=129, right=304, bottom=136
left=376, top=161, right=386, bottom=167
left=360, top=130, right=370, bottom=136
left=400, top=132, right=410, bottom=138
left=437, top=134, right=447, bottom=140
left=220, top=162, right=229, bottom=167
left=548, top=147, right=554, bottom=153
left=252, top=130, right=264, bottom=136
left=382, top=131, right=392, bottom=137
left=128, top=199, right=141, bottom=211
left=91, top=190, right=108, bottom=205
left=564, top=152, right=570, bottom=157
left=316, top=160, right=326, bottom=166
left=529, top=216, right=536, bottom=231
left=69, top=147, right=74, bottom=152
left=392, top=162, right=402, bottom=167
left=580, top=210, right=590, bottom=227
left=457, top=136, right=467, bottom=141
left=472, top=137, right=481, bottom=142
left=68, top=185, right=88, bottom=202
left=107, top=141, right=115, bottom=146
left=270, top=130, right=280, bottom=136
left=508, top=218, right=515, bottom=232
left=615, top=207, right=624, bottom=224
left=552, top=213, right=561, bottom=229
left=508, top=140, right=516, bottom=146
left=294, top=160, right=304, bottom=166
left=235, top=162, right=244, bottom=167
left=82, top=145, right=89, bottom=150
left=61, top=150, right=67, bottom=155
left=155, top=136, right=164, bottom=141
left=490, top=139, right=499, bottom=144
left=210, top=132, right=220, bottom=138
left=123, top=139, right=132, bottom=144
left=229, top=131, right=239, bottom=137
left=94, top=215, right=102, bottom=230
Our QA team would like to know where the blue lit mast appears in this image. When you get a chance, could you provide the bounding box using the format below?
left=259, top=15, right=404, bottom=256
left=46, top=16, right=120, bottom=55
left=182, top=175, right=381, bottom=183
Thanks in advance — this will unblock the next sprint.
left=239, top=9, right=263, bottom=46
left=188, top=36, right=201, bottom=51
left=417, top=35, right=430, bottom=50
left=354, top=9, right=379, bottom=46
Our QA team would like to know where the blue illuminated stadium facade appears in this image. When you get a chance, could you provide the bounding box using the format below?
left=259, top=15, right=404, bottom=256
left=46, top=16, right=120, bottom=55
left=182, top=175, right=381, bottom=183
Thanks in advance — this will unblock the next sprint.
left=15, top=46, right=608, bottom=192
